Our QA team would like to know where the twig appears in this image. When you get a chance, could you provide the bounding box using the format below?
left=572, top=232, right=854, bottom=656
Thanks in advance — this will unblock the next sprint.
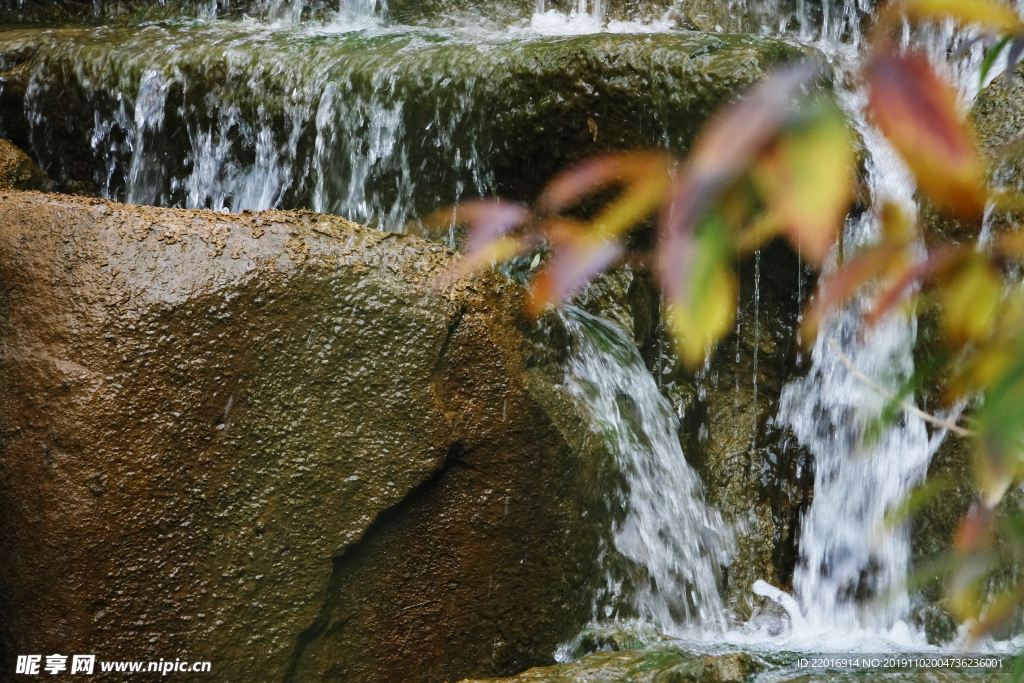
left=828, top=338, right=974, bottom=437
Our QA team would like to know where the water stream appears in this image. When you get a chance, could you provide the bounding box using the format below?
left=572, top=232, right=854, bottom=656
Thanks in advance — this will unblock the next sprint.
left=3, top=0, right=1023, bottom=666
left=561, top=307, right=733, bottom=633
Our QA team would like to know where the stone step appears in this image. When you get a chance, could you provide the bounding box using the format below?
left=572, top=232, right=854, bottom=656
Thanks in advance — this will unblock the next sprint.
left=0, top=23, right=803, bottom=228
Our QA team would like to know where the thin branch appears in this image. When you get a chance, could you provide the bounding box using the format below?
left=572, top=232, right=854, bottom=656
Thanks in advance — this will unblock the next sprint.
left=828, top=338, right=975, bottom=437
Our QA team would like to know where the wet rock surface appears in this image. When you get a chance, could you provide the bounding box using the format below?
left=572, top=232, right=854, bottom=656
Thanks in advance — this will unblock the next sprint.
left=0, top=190, right=615, bottom=682
left=0, top=25, right=801, bottom=225
left=0, top=137, right=50, bottom=191
left=644, top=240, right=815, bottom=621
left=461, top=646, right=1013, bottom=683
left=459, top=647, right=764, bottom=683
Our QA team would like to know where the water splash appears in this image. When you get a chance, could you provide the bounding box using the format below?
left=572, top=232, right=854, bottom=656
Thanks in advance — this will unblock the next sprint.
left=561, top=307, right=734, bottom=633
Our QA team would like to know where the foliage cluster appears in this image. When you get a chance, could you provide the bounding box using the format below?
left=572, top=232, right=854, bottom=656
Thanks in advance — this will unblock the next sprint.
left=424, top=0, right=1024, bottom=638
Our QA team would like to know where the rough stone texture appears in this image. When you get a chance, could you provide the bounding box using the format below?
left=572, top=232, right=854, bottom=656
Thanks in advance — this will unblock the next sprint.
left=973, top=60, right=1024, bottom=234
left=0, top=0, right=339, bottom=23
left=0, top=25, right=803, bottom=214
left=0, top=191, right=614, bottom=682
left=576, top=266, right=660, bottom=353
left=458, top=647, right=762, bottom=683
left=0, top=138, right=50, bottom=192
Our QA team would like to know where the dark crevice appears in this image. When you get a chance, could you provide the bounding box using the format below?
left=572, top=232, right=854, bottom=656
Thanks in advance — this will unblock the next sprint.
left=281, top=442, right=469, bottom=683
left=431, top=303, right=465, bottom=388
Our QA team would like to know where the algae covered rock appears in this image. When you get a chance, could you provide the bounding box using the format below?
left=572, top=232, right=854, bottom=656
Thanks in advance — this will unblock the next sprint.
left=0, top=191, right=617, bottom=681
left=458, top=647, right=762, bottom=683
left=0, top=25, right=802, bottom=225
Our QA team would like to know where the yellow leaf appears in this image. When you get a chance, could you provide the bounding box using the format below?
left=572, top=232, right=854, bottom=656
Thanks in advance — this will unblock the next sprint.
left=940, top=257, right=1003, bottom=346
left=664, top=217, right=737, bottom=368
left=750, top=100, right=856, bottom=265
left=882, top=0, right=1024, bottom=34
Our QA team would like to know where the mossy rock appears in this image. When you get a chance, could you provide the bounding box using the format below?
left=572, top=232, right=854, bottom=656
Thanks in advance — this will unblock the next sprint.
left=0, top=25, right=804, bottom=224
left=459, top=647, right=762, bottom=683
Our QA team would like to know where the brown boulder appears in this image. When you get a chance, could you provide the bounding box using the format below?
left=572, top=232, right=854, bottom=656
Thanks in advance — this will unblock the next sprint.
left=0, top=191, right=613, bottom=681
left=0, top=138, right=50, bottom=192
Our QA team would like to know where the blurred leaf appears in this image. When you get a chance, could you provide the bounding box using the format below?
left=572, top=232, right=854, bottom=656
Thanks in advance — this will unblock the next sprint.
left=423, top=200, right=534, bottom=282
left=884, top=474, right=955, bottom=530
left=974, top=351, right=1024, bottom=504
left=1001, top=512, right=1024, bottom=560
left=866, top=245, right=963, bottom=326
left=749, top=98, right=856, bottom=264
left=956, top=504, right=996, bottom=555
left=948, top=290, right=1024, bottom=398
left=907, top=554, right=961, bottom=592
left=981, top=35, right=1014, bottom=85
left=801, top=242, right=905, bottom=343
left=882, top=0, right=1024, bottom=34
left=526, top=219, right=625, bottom=315
left=939, top=256, right=1003, bottom=346
left=972, top=584, right=1024, bottom=639
left=880, top=199, right=916, bottom=243
left=537, top=152, right=673, bottom=236
left=660, top=63, right=820, bottom=341
left=865, top=47, right=987, bottom=221
left=664, top=213, right=738, bottom=369
left=660, top=63, right=820, bottom=251
left=947, top=549, right=999, bottom=621
left=999, top=230, right=1024, bottom=260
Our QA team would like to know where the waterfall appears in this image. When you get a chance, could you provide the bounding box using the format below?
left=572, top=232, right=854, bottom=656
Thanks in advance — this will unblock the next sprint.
left=4, top=0, right=1023, bottom=658
left=744, top=0, right=1009, bottom=645
left=560, top=307, right=734, bottom=633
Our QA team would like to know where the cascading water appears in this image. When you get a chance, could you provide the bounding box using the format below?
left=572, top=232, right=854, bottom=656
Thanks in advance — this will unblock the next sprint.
left=746, top=0, right=1002, bottom=647
left=560, top=307, right=733, bottom=633
left=3, top=0, right=1024, bottom=666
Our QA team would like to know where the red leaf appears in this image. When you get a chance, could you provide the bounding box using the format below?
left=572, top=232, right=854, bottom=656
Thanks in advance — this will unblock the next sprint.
left=865, top=47, right=987, bottom=221
left=864, top=245, right=963, bottom=326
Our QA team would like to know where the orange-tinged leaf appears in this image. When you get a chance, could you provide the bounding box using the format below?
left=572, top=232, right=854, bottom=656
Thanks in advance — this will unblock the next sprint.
left=536, top=151, right=674, bottom=246
left=865, top=245, right=963, bottom=326
left=997, top=229, right=1024, bottom=260
left=801, top=243, right=905, bottom=344
left=423, top=200, right=534, bottom=285
left=881, top=0, right=1024, bottom=34
left=445, top=235, right=533, bottom=283
left=688, top=63, right=821, bottom=181
left=526, top=220, right=624, bottom=316
left=750, top=100, right=856, bottom=265
left=432, top=199, right=531, bottom=256
left=660, top=63, right=822, bottom=268
left=865, top=47, right=987, bottom=222
left=955, top=504, right=996, bottom=555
